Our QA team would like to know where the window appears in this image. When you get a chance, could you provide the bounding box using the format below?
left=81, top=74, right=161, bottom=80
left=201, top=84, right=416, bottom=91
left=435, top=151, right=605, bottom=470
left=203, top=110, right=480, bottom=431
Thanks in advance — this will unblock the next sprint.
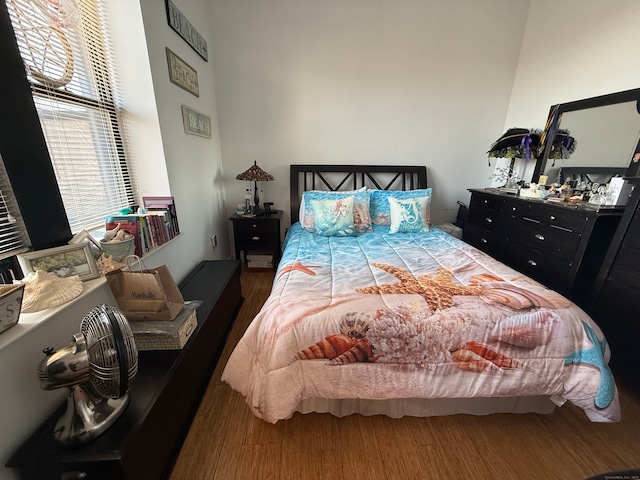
left=5, top=0, right=134, bottom=233
left=0, top=154, right=29, bottom=261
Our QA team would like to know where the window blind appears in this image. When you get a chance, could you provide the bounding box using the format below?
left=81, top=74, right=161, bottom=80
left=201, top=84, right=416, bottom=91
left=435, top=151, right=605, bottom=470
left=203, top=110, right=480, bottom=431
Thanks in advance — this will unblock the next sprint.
left=6, top=0, right=134, bottom=233
left=0, top=154, right=30, bottom=261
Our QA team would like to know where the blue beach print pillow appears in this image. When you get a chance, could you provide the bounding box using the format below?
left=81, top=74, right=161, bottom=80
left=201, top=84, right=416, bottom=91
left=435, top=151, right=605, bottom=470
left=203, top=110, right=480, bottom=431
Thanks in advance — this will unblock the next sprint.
left=370, top=188, right=432, bottom=229
left=388, top=196, right=430, bottom=233
left=300, top=187, right=372, bottom=234
left=310, top=196, right=356, bottom=236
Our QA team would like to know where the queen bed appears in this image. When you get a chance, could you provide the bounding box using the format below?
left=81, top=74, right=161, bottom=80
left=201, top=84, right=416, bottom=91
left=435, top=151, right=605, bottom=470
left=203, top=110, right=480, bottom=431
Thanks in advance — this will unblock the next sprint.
left=221, top=165, right=620, bottom=424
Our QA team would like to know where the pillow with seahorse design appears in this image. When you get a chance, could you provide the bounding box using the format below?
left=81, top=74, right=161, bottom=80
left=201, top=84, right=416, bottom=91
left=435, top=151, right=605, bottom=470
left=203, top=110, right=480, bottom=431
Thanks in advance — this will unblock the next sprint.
left=388, top=196, right=430, bottom=233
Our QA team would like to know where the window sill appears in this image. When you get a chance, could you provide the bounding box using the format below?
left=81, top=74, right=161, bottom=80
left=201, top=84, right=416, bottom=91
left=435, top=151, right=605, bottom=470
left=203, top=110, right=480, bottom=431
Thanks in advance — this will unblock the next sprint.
left=0, top=276, right=107, bottom=351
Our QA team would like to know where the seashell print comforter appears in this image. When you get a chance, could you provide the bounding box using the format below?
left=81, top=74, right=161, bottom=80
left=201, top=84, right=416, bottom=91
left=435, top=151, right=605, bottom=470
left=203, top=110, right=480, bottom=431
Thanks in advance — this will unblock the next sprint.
left=221, top=223, right=621, bottom=423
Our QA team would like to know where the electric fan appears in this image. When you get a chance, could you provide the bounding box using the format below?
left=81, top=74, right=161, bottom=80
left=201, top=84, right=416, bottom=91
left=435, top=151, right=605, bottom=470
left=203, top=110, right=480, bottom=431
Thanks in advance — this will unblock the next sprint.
left=37, top=304, right=138, bottom=447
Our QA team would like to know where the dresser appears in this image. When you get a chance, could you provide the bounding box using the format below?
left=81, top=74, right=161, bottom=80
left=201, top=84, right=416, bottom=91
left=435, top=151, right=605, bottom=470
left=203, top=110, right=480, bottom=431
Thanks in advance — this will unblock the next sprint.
left=229, top=210, right=282, bottom=271
left=7, top=260, right=243, bottom=480
left=590, top=178, right=640, bottom=390
left=464, top=189, right=623, bottom=306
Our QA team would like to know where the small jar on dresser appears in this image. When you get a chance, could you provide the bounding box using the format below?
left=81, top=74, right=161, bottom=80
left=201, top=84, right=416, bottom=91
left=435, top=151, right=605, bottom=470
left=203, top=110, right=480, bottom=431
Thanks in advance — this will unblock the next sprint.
left=463, top=188, right=624, bottom=307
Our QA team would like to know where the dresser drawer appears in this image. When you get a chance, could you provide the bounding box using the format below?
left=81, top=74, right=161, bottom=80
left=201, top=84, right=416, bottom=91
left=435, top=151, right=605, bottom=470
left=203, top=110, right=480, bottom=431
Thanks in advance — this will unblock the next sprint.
left=510, top=219, right=581, bottom=258
left=523, top=204, right=588, bottom=233
left=467, top=206, right=504, bottom=231
left=504, top=242, right=571, bottom=292
left=236, top=220, right=276, bottom=246
left=464, top=222, right=507, bottom=256
left=501, top=197, right=529, bottom=218
left=469, top=192, right=503, bottom=211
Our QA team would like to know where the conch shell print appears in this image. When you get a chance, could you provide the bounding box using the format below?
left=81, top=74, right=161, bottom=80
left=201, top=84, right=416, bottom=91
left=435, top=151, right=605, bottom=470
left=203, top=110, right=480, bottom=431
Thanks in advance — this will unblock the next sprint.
left=294, top=312, right=375, bottom=364
left=490, top=309, right=558, bottom=348
left=479, top=282, right=572, bottom=310
left=451, top=341, right=526, bottom=372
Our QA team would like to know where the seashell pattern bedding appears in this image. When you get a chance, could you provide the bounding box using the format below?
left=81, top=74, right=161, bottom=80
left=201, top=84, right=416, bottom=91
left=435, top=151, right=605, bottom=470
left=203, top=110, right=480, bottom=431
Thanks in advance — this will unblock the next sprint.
left=221, top=223, right=621, bottom=423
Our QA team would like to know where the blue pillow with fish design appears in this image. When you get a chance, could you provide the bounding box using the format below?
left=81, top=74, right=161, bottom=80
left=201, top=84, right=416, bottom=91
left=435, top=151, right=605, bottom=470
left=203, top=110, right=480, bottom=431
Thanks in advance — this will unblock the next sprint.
left=310, top=196, right=356, bottom=236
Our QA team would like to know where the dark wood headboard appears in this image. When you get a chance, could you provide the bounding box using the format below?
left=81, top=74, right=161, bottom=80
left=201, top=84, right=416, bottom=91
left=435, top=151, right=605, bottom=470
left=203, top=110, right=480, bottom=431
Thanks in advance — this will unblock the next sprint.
left=290, top=164, right=427, bottom=223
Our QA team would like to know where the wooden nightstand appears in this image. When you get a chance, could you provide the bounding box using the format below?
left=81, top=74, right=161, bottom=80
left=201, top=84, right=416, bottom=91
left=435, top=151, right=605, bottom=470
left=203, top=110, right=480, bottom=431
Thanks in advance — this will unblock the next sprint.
left=229, top=210, right=282, bottom=271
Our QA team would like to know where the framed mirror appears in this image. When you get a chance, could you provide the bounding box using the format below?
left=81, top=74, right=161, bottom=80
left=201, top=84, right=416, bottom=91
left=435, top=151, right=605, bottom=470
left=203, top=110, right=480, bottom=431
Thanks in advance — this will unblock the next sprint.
left=532, top=88, right=640, bottom=185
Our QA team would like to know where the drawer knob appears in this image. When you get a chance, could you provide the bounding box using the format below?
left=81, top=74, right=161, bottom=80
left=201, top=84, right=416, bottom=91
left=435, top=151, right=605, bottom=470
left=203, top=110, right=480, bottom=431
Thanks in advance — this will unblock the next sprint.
left=480, top=238, right=488, bottom=244
left=527, top=260, right=537, bottom=267
left=252, top=236, right=261, bottom=241
left=534, top=233, right=545, bottom=241
left=512, top=206, right=517, bottom=211
left=549, top=215, right=556, bottom=221
left=484, top=217, right=493, bottom=224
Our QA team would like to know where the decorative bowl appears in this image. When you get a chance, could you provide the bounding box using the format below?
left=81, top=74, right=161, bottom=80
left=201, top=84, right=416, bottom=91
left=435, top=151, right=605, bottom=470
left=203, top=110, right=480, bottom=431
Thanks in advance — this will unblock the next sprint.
left=100, top=238, right=136, bottom=262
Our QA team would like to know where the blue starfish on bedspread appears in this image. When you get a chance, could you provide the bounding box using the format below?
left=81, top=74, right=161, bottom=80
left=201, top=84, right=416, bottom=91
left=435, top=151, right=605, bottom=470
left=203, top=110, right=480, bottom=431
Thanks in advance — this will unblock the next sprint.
left=564, top=321, right=615, bottom=409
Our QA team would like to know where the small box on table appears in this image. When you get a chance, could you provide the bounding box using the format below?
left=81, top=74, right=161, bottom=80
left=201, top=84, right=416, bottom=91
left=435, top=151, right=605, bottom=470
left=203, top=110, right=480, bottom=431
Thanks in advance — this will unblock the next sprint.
left=129, top=302, right=199, bottom=350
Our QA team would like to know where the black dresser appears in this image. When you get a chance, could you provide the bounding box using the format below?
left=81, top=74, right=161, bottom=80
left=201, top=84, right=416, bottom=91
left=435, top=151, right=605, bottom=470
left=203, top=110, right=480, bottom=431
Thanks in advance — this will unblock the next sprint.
left=464, top=189, right=623, bottom=306
left=6, top=260, right=243, bottom=480
left=590, top=178, right=640, bottom=389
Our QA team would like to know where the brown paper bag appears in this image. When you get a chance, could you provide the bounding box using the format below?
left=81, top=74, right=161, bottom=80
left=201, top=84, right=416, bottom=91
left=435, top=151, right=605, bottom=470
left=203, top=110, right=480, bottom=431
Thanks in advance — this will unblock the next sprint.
left=106, top=265, right=184, bottom=321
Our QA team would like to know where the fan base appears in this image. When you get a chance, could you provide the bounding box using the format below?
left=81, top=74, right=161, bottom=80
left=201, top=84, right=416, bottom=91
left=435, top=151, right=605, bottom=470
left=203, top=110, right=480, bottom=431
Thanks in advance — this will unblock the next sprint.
left=54, top=385, right=130, bottom=447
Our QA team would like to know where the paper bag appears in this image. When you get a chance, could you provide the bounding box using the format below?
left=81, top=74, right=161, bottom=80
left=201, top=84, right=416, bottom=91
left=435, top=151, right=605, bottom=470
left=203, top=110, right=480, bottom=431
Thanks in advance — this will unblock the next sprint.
left=106, top=265, right=184, bottom=321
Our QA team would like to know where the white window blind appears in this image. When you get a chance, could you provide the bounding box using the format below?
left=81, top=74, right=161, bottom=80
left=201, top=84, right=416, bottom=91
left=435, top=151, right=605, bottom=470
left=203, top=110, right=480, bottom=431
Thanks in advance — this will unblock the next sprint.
left=0, top=154, right=30, bottom=261
left=6, top=0, right=134, bottom=233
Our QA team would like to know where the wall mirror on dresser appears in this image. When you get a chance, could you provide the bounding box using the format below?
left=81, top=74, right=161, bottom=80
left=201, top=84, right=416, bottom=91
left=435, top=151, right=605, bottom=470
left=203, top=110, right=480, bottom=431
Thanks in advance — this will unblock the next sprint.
left=465, top=88, right=640, bottom=309
left=532, top=88, right=640, bottom=185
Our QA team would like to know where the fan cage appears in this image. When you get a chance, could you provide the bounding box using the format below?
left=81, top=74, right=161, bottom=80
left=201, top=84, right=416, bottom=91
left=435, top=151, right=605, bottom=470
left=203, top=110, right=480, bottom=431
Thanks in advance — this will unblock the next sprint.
left=81, top=304, right=137, bottom=399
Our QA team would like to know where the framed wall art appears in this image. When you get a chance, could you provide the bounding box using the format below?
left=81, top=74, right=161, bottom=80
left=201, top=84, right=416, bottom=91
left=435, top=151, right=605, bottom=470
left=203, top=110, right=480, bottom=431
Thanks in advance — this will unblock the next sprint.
left=166, top=48, right=199, bottom=97
left=165, top=0, right=208, bottom=61
left=18, top=243, right=100, bottom=281
left=181, top=105, right=212, bottom=138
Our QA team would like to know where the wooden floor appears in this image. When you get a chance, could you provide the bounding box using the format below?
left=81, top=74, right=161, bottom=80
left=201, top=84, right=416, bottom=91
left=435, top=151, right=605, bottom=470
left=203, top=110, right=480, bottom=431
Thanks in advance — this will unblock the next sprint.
left=170, top=267, right=640, bottom=480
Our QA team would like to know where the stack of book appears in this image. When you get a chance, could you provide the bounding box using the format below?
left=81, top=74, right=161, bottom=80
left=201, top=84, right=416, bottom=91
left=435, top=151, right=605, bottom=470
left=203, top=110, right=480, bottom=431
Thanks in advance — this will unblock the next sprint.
left=104, top=196, right=180, bottom=257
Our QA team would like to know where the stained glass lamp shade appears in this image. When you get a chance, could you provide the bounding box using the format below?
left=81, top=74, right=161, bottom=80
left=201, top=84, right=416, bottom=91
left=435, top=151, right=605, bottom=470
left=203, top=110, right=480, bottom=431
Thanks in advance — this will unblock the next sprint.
left=236, top=161, right=274, bottom=212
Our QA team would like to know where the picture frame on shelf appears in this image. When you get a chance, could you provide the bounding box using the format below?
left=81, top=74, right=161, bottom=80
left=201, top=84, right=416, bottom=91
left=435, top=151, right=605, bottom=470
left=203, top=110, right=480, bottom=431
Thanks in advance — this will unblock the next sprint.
left=18, top=243, right=100, bottom=282
left=68, top=229, right=103, bottom=260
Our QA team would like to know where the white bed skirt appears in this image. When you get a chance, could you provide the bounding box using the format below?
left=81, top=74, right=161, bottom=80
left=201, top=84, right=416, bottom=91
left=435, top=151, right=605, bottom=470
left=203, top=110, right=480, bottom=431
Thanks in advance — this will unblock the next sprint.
left=293, top=396, right=557, bottom=419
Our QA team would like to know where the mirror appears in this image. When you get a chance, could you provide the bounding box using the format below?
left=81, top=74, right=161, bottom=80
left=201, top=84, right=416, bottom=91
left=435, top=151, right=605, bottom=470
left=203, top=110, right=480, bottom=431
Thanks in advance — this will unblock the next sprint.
left=532, top=88, right=640, bottom=185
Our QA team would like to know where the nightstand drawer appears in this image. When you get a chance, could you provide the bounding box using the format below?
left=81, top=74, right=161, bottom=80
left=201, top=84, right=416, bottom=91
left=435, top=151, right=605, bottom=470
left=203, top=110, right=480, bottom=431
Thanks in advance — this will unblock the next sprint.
left=236, top=220, right=276, bottom=245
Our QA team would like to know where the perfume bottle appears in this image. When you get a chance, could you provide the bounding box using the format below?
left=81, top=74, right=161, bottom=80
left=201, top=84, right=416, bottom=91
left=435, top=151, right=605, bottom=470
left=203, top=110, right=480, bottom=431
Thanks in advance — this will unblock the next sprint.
left=244, top=189, right=252, bottom=215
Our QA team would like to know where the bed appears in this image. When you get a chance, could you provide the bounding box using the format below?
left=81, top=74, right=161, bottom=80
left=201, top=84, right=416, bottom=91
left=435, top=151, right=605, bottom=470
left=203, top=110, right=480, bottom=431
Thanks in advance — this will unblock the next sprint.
left=221, top=164, right=621, bottom=424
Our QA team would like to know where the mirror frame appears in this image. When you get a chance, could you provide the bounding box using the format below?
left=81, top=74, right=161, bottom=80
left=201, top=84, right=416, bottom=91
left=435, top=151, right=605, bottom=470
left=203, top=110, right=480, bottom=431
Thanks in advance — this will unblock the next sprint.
left=532, top=87, right=640, bottom=183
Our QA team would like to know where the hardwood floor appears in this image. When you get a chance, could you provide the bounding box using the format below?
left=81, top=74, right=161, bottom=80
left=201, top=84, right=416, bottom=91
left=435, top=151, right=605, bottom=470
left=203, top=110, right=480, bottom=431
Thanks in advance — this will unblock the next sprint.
left=170, top=266, right=640, bottom=480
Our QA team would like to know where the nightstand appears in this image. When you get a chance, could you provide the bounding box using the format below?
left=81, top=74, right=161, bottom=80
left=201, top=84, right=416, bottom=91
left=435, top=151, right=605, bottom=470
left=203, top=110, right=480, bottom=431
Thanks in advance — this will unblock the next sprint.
left=229, top=210, right=282, bottom=271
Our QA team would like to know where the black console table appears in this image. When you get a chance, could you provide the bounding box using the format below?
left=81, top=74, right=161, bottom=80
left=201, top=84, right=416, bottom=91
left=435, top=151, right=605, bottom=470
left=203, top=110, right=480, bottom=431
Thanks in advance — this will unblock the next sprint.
left=6, top=260, right=243, bottom=480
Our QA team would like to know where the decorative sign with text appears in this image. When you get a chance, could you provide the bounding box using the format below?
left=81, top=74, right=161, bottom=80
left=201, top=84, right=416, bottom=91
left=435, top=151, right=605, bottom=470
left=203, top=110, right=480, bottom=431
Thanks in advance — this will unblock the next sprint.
left=166, top=0, right=208, bottom=61
left=166, top=48, right=199, bottom=97
left=181, top=105, right=212, bottom=138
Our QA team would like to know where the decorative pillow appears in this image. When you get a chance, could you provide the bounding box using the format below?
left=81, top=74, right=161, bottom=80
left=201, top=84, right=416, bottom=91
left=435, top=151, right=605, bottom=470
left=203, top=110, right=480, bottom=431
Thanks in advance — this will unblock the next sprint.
left=300, top=187, right=372, bottom=234
left=369, top=188, right=432, bottom=228
left=388, top=196, right=430, bottom=233
left=310, top=196, right=356, bottom=236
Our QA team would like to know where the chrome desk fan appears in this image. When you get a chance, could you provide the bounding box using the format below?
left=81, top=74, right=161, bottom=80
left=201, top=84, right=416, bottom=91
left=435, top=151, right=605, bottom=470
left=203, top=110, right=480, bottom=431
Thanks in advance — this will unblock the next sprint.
left=37, top=304, right=138, bottom=447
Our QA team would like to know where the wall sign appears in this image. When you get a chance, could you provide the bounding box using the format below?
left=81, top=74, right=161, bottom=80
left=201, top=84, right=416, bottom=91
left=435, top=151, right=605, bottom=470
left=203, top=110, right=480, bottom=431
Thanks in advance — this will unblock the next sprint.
left=165, top=0, right=208, bottom=61
left=181, top=105, right=212, bottom=138
left=166, top=48, right=199, bottom=97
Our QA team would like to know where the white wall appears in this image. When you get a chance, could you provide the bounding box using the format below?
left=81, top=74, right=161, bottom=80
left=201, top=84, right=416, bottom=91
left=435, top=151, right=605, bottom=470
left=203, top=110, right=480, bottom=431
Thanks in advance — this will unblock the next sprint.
left=505, top=0, right=640, bottom=181
left=210, top=0, right=532, bottom=229
left=133, top=0, right=230, bottom=281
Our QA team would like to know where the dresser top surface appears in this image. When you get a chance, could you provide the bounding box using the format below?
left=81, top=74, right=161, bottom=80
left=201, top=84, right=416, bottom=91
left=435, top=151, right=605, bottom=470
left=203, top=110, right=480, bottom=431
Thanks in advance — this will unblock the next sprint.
left=468, top=188, right=625, bottom=216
